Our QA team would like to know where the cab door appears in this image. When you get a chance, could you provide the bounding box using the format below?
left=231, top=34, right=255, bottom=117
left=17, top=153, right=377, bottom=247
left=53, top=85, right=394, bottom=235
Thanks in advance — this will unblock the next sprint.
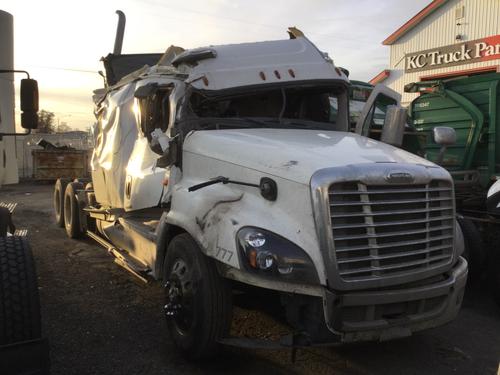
left=354, top=84, right=401, bottom=140
left=123, top=83, right=173, bottom=211
left=355, top=84, right=424, bottom=154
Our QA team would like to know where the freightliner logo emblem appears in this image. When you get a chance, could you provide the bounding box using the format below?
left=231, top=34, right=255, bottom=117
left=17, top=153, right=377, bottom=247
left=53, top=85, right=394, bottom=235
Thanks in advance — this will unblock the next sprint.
left=385, top=172, right=414, bottom=184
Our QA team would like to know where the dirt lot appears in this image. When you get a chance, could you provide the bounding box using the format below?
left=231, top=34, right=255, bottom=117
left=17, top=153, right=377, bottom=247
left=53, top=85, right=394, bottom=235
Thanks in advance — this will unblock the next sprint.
left=2, top=182, right=500, bottom=375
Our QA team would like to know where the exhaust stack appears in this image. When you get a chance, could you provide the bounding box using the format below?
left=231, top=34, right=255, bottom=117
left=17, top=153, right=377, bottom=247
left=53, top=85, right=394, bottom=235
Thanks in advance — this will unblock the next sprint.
left=113, top=10, right=126, bottom=55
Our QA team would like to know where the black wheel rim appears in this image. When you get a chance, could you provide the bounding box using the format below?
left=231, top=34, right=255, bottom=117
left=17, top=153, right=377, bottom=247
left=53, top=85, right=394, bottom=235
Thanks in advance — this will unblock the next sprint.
left=164, top=258, right=194, bottom=334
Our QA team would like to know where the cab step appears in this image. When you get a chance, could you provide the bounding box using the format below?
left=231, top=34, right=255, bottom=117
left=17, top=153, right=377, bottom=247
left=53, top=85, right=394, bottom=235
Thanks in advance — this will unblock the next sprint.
left=86, top=230, right=151, bottom=283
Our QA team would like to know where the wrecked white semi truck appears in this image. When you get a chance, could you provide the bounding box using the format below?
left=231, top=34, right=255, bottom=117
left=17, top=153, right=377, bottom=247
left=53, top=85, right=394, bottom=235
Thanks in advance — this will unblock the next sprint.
left=54, top=11, right=467, bottom=358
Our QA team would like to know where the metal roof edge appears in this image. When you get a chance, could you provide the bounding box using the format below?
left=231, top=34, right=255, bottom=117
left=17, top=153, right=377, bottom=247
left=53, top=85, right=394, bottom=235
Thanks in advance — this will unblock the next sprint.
left=382, top=0, right=449, bottom=46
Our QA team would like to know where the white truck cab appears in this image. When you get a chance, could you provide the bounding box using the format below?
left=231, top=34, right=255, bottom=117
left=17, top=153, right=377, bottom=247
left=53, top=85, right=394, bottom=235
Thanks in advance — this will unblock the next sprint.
left=56, top=13, right=467, bottom=359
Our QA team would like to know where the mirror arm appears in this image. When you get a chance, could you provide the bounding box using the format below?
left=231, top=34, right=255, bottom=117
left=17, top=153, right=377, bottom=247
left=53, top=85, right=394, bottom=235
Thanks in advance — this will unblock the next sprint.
left=0, top=69, right=30, bottom=79
left=436, top=145, right=448, bottom=164
left=0, top=128, right=32, bottom=140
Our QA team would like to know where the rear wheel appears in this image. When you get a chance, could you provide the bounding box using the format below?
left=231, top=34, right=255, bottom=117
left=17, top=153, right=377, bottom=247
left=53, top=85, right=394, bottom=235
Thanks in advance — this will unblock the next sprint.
left=64, top=182, right=84, bottom=239
left=0, top=236, right=41, bottom=344
left=54, top=178, right=70, bottom=227
left=163, top=234, right=232, bottom=360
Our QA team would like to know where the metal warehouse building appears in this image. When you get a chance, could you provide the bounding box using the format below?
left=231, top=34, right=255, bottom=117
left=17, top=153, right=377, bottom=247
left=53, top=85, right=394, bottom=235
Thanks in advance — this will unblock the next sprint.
left=372, top=0, right=500, bottom=105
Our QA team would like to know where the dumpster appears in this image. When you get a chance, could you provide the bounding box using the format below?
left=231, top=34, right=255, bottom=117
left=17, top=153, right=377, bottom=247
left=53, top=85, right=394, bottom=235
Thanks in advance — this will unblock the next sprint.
left=32, top=149, right=89, bottom=180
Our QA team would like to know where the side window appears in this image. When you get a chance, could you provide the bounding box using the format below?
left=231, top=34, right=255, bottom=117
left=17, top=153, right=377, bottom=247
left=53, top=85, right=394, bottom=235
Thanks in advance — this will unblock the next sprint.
left=137, top=88, right=171, bottom=138
left=329, top=97, right=338, bottom=123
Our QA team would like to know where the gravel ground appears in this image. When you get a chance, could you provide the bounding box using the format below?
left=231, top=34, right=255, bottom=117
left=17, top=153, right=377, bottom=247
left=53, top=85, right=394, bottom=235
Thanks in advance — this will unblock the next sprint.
left=2, top=182, right=500, bottom=375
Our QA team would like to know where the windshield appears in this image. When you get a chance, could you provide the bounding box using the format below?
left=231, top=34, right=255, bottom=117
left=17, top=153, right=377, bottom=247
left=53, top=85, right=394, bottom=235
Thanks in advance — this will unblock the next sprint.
left=188, top=84, right=349, bottom=132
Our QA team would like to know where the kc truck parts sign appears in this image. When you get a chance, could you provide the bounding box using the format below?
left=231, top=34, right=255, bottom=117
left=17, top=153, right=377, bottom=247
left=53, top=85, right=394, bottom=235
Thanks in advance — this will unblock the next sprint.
left=405, top=35, right=500, bottom=72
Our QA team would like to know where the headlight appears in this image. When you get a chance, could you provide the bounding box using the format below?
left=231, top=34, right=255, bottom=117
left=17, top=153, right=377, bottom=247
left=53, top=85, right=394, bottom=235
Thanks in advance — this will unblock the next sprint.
left=237, top=227, right=319, bottom=284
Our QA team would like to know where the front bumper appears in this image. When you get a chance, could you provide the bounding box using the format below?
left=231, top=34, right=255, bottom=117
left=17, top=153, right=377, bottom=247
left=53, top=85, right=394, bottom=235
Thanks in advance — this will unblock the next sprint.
left=221, top=256, right=467, bottom=345
left=324, top=256, right=468, bottom=342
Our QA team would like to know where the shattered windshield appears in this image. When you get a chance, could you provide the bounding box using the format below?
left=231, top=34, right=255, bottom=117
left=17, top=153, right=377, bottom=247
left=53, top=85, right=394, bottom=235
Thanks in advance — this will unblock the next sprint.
left=188, top=84, right=349, bottom=131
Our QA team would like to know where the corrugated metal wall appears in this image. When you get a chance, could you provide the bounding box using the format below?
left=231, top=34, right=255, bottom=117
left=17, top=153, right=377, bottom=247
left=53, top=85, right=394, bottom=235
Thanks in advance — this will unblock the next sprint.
left=385, top=0, right=500, bottom=104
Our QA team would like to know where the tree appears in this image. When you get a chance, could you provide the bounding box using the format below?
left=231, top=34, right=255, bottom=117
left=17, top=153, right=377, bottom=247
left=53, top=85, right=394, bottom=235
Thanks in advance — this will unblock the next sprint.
left=36, top=110, right=56, bottom=133
left=57, top=122, right=73, bottom=133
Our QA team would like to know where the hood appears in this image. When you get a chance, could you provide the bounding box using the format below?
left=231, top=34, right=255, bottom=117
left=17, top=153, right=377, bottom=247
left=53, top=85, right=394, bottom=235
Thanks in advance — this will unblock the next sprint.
left=183, top=128, right=436, bottom=185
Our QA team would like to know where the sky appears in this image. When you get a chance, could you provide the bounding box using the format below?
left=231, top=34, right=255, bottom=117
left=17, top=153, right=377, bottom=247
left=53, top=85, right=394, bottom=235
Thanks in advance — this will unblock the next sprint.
left=2, top=0, right=431, bottom=130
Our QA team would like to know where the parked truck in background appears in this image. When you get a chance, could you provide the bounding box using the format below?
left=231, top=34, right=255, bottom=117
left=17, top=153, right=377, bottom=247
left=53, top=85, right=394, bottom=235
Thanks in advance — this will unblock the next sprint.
left=55, top=12, right=468, bottom=359
left=486, top=179, right=500, bottom=301
left=343, top=76, right=500, bottom=283
left=0, top=9, right=49, bottom=375
left=401, top=74, right=500, bottom=285
left=344, top=80, right=424, bottom=155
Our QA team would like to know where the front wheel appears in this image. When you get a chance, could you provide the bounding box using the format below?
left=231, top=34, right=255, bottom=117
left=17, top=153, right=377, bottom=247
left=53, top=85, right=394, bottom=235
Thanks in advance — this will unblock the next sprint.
left=163, top=234, right=232, bottom=360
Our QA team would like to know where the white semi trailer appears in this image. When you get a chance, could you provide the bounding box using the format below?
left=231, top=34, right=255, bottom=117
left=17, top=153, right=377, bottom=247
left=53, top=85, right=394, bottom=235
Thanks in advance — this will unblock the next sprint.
left=55, top=11, right=468, bottom=359
left=0, top=9, right=49, bottom=375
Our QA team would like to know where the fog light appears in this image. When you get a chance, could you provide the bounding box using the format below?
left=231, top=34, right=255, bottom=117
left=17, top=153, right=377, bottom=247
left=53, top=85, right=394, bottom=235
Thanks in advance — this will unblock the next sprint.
left=278, top=265, right=293, bottom=274
left=246, top=232, right=266, bottom=248
left=256, top=251, right=275, bottom=270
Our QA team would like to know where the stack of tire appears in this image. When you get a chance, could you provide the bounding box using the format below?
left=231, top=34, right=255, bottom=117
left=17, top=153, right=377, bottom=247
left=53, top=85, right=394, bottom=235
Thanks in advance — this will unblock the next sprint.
left=0, top=208, right=49, bottom=374
left=0, top=236, right=41, bottom=344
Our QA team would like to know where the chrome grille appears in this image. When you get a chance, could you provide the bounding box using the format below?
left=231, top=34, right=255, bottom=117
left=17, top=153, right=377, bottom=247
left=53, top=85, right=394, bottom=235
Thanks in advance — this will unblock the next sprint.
left=329, top=180, right=454, bottom=282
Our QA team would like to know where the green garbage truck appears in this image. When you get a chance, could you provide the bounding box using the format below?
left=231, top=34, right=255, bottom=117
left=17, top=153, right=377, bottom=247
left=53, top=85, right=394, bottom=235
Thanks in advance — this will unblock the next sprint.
left=404, top=73, right=500, bottom=279
left=348, top=73, right=500, bottom=283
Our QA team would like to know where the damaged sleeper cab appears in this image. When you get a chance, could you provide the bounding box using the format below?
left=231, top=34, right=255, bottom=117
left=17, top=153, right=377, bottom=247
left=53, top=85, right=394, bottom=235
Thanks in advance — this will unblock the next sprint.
left=56, top=20, right=467, bottom=359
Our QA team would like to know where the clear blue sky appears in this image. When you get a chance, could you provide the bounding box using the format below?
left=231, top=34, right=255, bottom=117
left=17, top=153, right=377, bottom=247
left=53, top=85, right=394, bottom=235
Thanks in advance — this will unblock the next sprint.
left=2, top=0, right=431, bottom=129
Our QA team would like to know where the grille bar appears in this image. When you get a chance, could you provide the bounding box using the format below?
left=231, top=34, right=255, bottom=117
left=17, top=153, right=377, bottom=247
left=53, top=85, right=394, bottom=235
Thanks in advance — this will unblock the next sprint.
left=331, top=215, right=454, bottom=230
left=330, top=197, right=453, bottom=207
left=328, top=180, right=454, bottom=282
left=329, top=187, right=450, bottom=195
left=331, top=205, right=453, bottom=219
left=337, top=244, right=452, bottom=264
left=339, top=254, right=451, bottom=276
left=335, top=234, right=454, bottom=253
left=334, top=225, right=453, bottom=241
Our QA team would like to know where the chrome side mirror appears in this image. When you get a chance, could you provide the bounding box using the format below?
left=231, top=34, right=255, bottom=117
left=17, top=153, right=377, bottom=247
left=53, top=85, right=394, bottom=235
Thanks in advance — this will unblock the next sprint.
left=433, top=127, right=456, bottom=164
left=433, top=126, right=456, bottom=146
left=380, top=105, right=407, bottom=148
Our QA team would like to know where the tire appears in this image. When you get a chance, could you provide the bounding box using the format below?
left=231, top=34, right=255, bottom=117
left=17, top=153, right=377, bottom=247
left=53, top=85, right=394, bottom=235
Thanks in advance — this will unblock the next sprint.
left=163, top=234, right=232, bottom=360
left=457, top=217, right=485, bottom=281
left=54, top=178, right=70, bottom=227
left=64, top=182, right=83, bottom=239
left=0, top=236, right=41, bottom=345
